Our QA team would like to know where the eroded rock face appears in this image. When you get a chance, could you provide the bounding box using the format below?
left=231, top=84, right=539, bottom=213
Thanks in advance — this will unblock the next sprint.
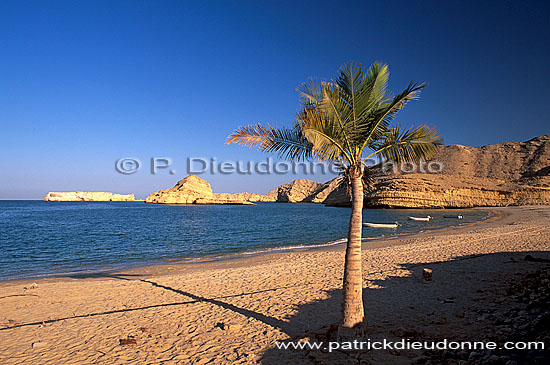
left=364, top=174, right=550, bottom=208
left=276, top=179, right=327, bottom=203
left=310, top=177, right=348, bottom=204
left=212, top=190, right=278, bottom=202
left=426, top=135, right=550, bottom=183
left=334, top=134, right=550, bottom=208
left=145, top=175, right=254, bottom=205
left=110, top=194, right=136, bottom=202
left=44, top=192, right=135, bottom=201
left=146, top=175, right=213, bottom=204
left=321, top=179, right=351, bottom=206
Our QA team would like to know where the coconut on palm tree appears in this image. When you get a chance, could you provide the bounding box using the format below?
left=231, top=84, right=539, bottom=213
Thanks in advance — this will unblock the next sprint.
left=226, top=62, right=441, bottom=339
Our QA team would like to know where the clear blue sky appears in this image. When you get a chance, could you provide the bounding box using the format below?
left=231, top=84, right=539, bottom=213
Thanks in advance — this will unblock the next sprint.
left=1, top=0, right=549, bottom=199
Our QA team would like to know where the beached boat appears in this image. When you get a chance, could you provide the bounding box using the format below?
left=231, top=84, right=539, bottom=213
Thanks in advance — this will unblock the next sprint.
left=408, top=216, right=432, bottom=221
left=443, top=215, right=463, bottom=219
left=363, top=222, right=399, bottom=228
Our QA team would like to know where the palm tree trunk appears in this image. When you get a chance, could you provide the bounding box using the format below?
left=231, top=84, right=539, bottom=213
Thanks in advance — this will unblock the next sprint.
left=339, top=174, right=365, bottom=338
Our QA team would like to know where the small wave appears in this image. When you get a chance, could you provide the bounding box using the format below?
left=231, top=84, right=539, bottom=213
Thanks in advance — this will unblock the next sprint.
left=191, top=235, right=398, bottom=261
left=325, top=237, right=348, bottom=245
left=187, top=237, right=350, bottom=261
left=196, top=235, right=390, bottom=260
left=233, top=239, right=348, bottom=256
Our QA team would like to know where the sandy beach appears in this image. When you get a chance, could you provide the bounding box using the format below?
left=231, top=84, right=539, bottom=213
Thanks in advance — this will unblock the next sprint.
left=1, top=206, right=549, bottom=364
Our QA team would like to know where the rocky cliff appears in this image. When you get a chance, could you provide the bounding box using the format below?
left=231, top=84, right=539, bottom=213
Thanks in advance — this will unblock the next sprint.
left=362, top=135, right=550, bottom=208
left=206, top=178, right=345, bottom=204
left=255, top=135, right=550, bottom=208
left=275, top=179, right=325, bottom=203
left=145, top=175, right=255, bottom=205
left=212, top=190, right=278, bottom=202
left=268, top=177, right=347, bottom=203
left=364, top=174, right=550, bottom=208
left=146, top=175, right=213, bottom=204
left=44, top=192, right=135, bottom=202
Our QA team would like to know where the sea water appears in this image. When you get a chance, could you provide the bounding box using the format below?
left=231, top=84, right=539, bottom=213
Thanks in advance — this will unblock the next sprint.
left=0, top=201, right=489, bottom=280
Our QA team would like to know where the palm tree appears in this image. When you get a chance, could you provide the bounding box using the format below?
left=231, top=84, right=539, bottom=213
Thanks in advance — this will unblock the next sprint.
left=226, top=62, right=441, bottom=338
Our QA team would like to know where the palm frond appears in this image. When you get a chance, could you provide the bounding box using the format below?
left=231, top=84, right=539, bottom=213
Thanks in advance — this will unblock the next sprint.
left=317, top=62, right=394, bottom=147
left=351, top=62, right=390, bottom=123
left=373, top=124, right=442, bottom=163
left=361, top=81, right=426, bottom=149
left=297, top=63, right=392, bottom=157
left=225, top=123, right=313, bottom=161
left=298, top=106, right=353, bottom=163
left=301, top=127, right=349, bottom=163
left=297, top=79, right=323, bottom=107
left=320, top=82, right=354, bottom=130
left=298, top=80, right=354, bottom=153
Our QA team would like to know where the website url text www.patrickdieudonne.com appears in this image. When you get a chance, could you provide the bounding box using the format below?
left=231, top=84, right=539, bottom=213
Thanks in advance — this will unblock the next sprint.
left=276, top=339, right=546, bottom=353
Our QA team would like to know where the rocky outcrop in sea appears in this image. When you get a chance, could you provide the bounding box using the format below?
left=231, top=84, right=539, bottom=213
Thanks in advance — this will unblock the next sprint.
left=44, top=192, right=135, bottom=201
left=145, top=175, right=256, bottom=205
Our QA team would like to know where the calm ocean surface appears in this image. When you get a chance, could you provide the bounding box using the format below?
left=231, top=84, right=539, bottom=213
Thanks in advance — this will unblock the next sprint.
left=0, top=201, right=489, bottom=280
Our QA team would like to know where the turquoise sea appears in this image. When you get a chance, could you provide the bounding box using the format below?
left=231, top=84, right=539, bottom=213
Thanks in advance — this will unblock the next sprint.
left=0, top=201, right=489, bottom=280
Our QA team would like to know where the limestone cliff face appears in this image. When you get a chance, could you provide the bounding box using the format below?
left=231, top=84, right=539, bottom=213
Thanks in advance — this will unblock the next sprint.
left=212, top=190, right=278, bottom=202
left=44, top=192, right=135, bottom=202
left=321, top=179, right=351, bottom=206
left=365, top=174, right=550, bottom=208
left=110, top=193, right=136, bottom=202
left=339, top=134, right=550, bottom=208
left=309, top=177, right=347, bottom=203
left=426, top=135, right=550, bottom=184
left=273, top=177, right=350, bottom=204
left=76, top=135, right=548, bottom=208
left=275, top=179, right=327, bottom=203
left=145, top=175, right=254, bottom=205
left=146, top=175, right=213, bottom=204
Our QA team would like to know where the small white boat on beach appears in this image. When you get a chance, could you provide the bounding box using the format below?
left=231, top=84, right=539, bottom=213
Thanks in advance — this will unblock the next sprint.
left=443, top=215, right=463, bottom=219
left=363, top=222, right=399, bottom=229
left=408, top=216, right=432, bottom=222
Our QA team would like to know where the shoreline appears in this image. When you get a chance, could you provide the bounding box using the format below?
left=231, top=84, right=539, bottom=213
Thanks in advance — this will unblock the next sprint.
left=0, top=208, right=498, bottom=285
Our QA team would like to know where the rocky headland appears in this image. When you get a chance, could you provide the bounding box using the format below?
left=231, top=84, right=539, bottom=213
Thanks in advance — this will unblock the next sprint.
left=144, top=176, right=341, bottom=206
left=44, top=192, right=135, bottom=202
left=145, top=175, right=261, bottom=205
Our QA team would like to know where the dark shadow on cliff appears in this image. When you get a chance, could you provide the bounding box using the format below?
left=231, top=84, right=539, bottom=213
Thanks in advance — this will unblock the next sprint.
left=259, top=251, right=550, bottom=364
